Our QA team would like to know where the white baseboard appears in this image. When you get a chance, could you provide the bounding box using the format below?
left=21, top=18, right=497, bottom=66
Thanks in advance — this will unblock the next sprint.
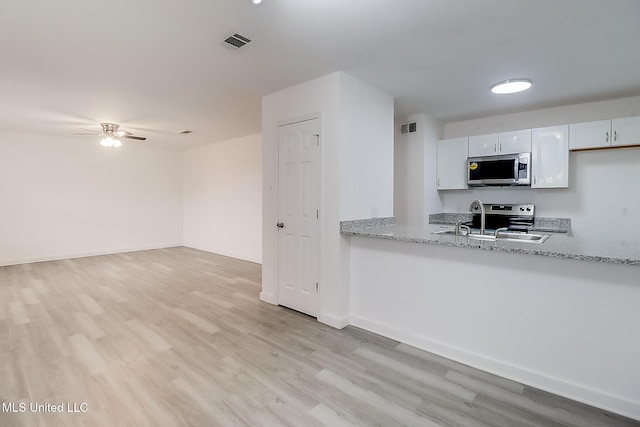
left=350, top=314, right=640, bottom=422
left=318, top=312, right=350, bottom=329
left=182, top=244, right=262, bottom=264
left=259, top=292, right=278, bottom=305
left=1, top=244, right=262, bottom=268
left=0, top=243, right=183, bottom=267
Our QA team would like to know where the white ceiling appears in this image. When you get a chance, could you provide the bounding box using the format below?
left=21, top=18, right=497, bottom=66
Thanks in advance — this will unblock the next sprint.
left=2, top=0, right=639, bottom=149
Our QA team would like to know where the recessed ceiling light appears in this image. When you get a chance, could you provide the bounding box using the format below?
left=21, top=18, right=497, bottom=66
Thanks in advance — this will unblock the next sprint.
left=252, top=0, right=262, bottom=4
left=490, top=78, right=533, bottom=94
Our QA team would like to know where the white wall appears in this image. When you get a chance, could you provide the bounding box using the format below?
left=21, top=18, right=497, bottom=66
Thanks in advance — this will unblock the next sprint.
left=444, top=96, right=640, bottom=138
left=349, top=236, right=640, bottom=421
left=340, top=73, right=394, bottom=220
left=441, top=96, right=640, bottom=240
left=394, top=113, right=443, bottom=226
left=182, top=134, right=262, bottom=263
left=422, top=115, right=444, bottom=221
left=0, top=130, right=182, bottom=266
left=261, top=71, right=394, bottom=328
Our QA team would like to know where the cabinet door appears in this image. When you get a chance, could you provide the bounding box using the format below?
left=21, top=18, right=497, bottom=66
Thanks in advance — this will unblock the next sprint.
left=612, top=116, right=640, bottom=147
left=499, top=129, right=531, bottom=154
left=437, top=137, right=468, bottom=190
left=532, top=125, right=569, bottom=188
left=569, top=120, right=611, bottom=150
left=468, top=134, right=498, bottom=157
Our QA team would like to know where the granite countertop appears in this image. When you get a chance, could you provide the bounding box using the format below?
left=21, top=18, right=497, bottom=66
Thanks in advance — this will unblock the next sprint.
left=340, top=218, right=640, bottom=266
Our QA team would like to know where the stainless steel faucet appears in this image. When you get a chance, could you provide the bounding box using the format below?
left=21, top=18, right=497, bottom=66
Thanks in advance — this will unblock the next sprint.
left=469, top=199, right=486, bottom=235
left=455, top=220, right=470, bottom=236
left=494, top=227, right=509, bottom=237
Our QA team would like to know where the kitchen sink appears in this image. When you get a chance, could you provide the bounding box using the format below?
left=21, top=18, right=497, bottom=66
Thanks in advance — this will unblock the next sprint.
left=498, top=232, right=549, bottom=242
left=494, top=232, right=550, bottom=243
left=432, top=229, right=549, bottom=243
left=433, top=229, right=464, bottom=236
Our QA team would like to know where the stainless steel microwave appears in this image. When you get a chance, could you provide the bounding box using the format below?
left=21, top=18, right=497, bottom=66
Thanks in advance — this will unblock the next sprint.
left=467, top=152, right=531, bottom=186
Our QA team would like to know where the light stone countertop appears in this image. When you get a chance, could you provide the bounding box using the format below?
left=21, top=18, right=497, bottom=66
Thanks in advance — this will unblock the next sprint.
left=341, top=222, right=640, bottom=266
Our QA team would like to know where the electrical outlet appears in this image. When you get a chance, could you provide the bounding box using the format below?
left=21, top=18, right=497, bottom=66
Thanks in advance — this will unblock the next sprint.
left=621, top=207, right=629, bottom=217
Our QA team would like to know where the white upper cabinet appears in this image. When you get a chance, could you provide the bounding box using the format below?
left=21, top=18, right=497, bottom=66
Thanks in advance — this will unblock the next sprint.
left=469, top=130, right=531, bottom=157
left=498, top=129, right=532, bottom=154
left=437, top=137, right=468, bottom=190
left=569, top=120, right=611, bottom=150
left=612, top=116, right=640, bottom=147
left=532, top=125, right=569, bottom=188
left=468, top=133, right=498, bottom=157
left=569, top=117, right=640, bottom=149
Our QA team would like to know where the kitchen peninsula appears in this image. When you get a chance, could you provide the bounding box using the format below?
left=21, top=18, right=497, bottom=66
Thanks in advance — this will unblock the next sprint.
left=342, top=217, right=640, bottom=421
left=341, top=217, right=640, bottom=266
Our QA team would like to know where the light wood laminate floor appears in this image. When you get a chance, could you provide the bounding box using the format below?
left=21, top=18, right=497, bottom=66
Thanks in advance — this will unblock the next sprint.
left=1, top=247, right=638, bottom=426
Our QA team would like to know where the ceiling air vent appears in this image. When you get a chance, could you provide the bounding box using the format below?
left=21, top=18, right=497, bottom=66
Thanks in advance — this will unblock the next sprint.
left=223, top=33, right=252, bottom=49
left=400, top=121, right=417, bottom=135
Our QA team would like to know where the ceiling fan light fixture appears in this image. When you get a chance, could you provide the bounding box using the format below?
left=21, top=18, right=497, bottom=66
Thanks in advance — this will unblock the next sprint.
left=490, top=78, right=533, bottom=94
left=81, top=123, right=144, bottom=150
left=100, top=136, right=114, bottom=147
left=99, top=136, right=123, bottom=148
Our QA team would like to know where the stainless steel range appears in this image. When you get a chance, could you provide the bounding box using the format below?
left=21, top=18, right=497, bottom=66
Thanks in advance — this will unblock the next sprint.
left=433, top=202, right=549, bottom=243
left=468, top=203, right=535, bottom=232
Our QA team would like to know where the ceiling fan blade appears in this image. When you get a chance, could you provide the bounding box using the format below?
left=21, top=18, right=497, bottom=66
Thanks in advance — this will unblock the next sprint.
left=77, top=128, right=100, bottom=134
left=123, top=135, right=147, bottom=141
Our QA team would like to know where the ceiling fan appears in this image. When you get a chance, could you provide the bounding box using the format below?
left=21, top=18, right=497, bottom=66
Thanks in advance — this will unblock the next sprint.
left=75, top=123, right=147, bottom=148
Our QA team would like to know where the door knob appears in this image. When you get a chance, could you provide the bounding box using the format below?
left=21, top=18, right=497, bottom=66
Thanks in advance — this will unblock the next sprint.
left=276, top=222, right=285, bottom=229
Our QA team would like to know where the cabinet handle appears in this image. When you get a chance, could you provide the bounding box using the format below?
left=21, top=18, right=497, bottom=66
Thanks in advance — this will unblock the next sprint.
left=614, top=130, right=617, bottom=141
left=437, top=178, right=440, bottom=187
left=606, top=131, right=609, bottom=143
left=499, top=143, right=502, bottom=152
left=494, top=143, right=497, bottom=152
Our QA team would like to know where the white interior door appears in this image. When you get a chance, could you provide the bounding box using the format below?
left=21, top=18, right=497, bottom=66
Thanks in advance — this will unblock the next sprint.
left=278, top=119, right=320, bottom=316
